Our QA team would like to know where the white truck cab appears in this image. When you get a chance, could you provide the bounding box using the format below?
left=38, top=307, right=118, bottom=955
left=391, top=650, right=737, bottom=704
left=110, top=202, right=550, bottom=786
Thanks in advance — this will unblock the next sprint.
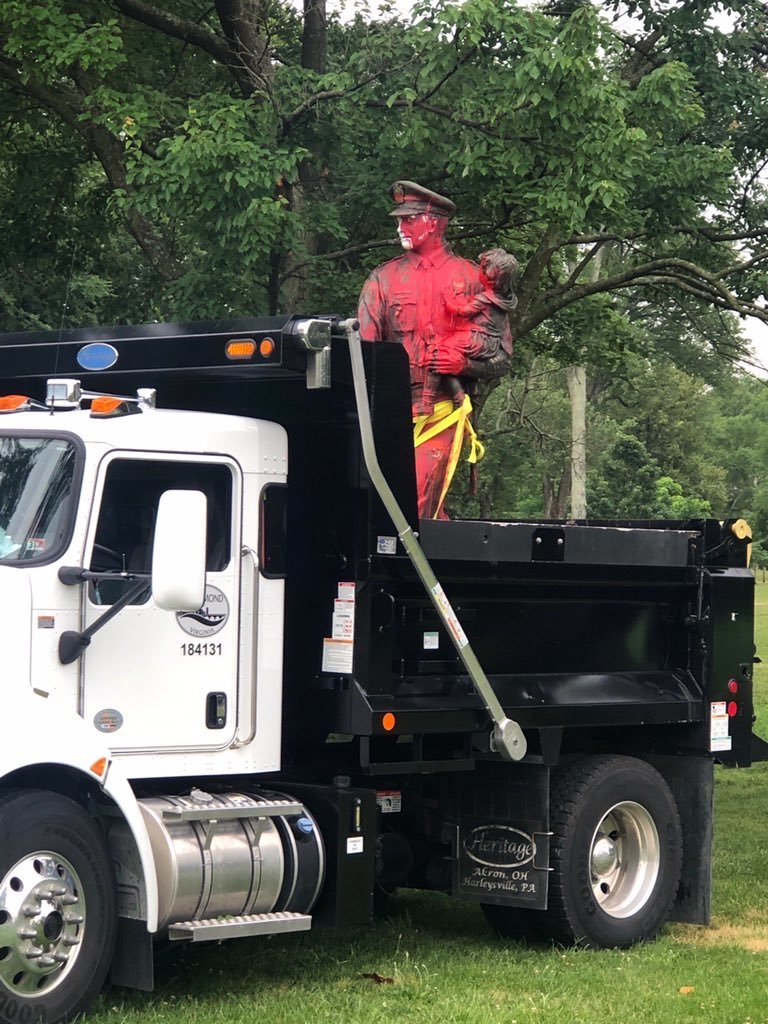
left=1, top=387, right=287, bottom=777
left=0, top=381, right=330, bottom=1024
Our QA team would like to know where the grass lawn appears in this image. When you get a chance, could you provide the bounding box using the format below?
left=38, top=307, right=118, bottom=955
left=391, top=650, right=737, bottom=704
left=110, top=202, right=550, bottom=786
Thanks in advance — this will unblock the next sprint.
left=87, top=582, right=768, bottom=1024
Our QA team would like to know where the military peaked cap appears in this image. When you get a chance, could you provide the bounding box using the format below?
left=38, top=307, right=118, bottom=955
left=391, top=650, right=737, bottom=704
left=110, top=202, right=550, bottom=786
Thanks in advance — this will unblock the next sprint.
left=388, top=180, right=456, bottom=219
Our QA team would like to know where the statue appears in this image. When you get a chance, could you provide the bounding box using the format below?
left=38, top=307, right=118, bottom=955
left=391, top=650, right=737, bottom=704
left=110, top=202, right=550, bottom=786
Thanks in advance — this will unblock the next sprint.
left=357, top=180, right=515, bottom=519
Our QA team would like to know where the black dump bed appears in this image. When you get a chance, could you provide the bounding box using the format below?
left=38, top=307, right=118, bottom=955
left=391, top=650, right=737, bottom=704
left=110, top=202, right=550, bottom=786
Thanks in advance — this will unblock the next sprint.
left=311, top=513, right=753, bottom=772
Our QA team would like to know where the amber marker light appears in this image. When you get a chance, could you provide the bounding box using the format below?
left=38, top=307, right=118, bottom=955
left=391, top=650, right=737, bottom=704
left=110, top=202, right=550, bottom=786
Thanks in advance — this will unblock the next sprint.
left=90, top=757, right=108, bottom=777
left=382, top=712, right=396, bottom=732
left=91, top=396, right=125, bottom=416
left=259, top=337, right=275, bottom=358
left=225, top=338, right=256, bottom=360
left=0, top=395, right=30, bottom=412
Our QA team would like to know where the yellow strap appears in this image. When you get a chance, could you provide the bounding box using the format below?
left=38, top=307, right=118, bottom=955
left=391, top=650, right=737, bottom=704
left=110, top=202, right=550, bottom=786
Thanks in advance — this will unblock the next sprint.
left=413, top=395, right=485, bottom=517
left=464, top=406, right=485, bottom=465
left=413, top=400, right=461, bottom=446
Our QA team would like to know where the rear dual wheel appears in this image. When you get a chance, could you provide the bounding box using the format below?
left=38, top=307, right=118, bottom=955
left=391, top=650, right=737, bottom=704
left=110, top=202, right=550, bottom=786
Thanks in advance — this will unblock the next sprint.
left=0, top=791, right=116, bottom=1024
left=483, top=756, right=682, bottom=949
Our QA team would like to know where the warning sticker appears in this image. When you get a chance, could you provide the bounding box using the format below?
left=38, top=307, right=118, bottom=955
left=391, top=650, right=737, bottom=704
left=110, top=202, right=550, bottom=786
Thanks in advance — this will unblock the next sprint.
left=322, top=582, right=357, bottom=674
left=431, top=583, right=469, bottom=649
left=711, top=736, right=733, bottom=752
left=423, top=631, right=439, bottom=651
left=710, top=701, right=731, bottom=752
left=376, top=790, right=402, bottom=814
left=332, top=599, right=355, bottom=640
left=346, top=836, right=364, bottom=854
left=322, top=639, right=354, bottom=674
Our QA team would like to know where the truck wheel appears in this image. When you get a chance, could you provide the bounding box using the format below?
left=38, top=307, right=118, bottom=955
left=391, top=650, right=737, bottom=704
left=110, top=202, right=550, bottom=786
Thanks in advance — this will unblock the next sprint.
left=0, top=790, right=116, bottom=1024
left=543, top=756, right=682, bottom=948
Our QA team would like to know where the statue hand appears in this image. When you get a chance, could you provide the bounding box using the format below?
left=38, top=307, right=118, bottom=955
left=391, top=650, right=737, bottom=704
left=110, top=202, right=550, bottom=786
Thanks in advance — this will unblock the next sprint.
left=432, top=339, right=469, bottom=374
left=442, top=287, right=468, bottom=315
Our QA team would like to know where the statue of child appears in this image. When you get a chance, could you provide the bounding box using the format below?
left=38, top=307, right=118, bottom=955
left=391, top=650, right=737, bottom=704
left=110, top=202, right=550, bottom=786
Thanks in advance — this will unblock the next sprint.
left=419, top=247, right=519, bottom=415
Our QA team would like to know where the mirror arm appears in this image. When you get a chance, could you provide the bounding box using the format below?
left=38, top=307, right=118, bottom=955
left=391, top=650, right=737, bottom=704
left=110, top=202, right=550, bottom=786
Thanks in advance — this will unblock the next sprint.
left=58, top=565, right=149, bottom=586
left=58, top=576, right=151, bottom=665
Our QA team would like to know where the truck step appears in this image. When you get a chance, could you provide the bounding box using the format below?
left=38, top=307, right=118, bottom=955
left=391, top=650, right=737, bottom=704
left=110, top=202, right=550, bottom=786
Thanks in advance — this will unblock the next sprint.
left=160, top=795, right=304, bottom=822
left=168, top=911, right=312, bottom=942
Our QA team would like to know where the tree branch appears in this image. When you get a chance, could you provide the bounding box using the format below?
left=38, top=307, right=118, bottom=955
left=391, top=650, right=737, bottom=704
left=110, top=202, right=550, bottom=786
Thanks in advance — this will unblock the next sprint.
left=516, top=225, right=562, bottom=316
left=519, top=255, right=768, bottom=337
left=277, top=235, right=399, bottom=286
left=282, top=63, right=416, bottom=130
left=108, top=0, right=230, bottom=64
left=562, top=239, right=609, bottom=290
left=714, top=249, right=768, bottom=280
left=109, top=0, right=270, bottom=97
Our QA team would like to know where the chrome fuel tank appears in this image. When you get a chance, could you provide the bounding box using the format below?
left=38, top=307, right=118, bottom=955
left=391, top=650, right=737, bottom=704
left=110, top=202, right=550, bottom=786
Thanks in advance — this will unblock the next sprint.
left=138, top=791, right=324, bottom=930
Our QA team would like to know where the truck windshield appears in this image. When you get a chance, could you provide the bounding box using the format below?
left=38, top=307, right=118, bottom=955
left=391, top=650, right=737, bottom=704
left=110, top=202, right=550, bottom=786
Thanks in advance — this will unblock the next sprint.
left=0, top=436, right=77, bottom=561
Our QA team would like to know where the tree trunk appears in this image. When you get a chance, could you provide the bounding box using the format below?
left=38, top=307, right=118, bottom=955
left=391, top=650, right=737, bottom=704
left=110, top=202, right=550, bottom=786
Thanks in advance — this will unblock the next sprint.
left=214, top=0, right=272, bottom=96
left=478, top=469, right=502, bottom=519
left=302, top=0, right=327, bottom=72
left=563, top=241, right=605, bottom=519
left=281, top=165, right=317, bottom=312
left=567, top=364, right=587, bottom=518
left=544, top=468, right=571, bottom=519
left=281, top=0, right=327, bottom=312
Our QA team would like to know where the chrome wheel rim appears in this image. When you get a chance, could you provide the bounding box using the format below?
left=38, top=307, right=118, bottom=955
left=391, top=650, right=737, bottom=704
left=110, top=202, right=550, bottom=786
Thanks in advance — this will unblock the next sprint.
left=0, top=852, right=85, bottom=997
left=589, top=801, right=660, bottom=919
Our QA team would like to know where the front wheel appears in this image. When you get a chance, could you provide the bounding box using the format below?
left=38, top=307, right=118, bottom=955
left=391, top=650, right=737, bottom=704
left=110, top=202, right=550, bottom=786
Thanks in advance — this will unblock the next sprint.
left=0, top=790, right=116, bottom=1024
left=542, top=756, right=682, bottom=948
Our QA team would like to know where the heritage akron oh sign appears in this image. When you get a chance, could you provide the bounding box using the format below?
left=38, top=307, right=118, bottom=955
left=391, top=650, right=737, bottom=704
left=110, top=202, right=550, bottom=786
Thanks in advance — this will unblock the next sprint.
left=455, top=821, right=551, bottom=908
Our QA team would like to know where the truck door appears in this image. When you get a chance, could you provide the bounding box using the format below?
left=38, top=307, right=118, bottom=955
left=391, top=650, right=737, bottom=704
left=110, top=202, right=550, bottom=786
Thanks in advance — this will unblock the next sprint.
left=82, top=453, right=240, bottom=751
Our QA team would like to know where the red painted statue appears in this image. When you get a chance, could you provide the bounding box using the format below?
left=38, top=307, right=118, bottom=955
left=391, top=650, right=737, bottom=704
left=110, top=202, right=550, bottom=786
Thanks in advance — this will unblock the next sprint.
left=358, top=180, right=515, bottom=519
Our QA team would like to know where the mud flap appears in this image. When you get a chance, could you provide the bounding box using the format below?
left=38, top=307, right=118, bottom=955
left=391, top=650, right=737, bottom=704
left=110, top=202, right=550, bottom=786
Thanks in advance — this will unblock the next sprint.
left=646, top=753, right=713, bottom=925
left=453, top=819, right=550, bottom=909
left=450, top=764, right=551, bottom=909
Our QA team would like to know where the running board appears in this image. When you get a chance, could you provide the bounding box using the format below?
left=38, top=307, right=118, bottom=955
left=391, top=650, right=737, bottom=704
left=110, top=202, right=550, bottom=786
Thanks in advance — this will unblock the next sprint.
left=160, top=796, right=303, bottom=822
left=168, top=911, right=312, bottom=942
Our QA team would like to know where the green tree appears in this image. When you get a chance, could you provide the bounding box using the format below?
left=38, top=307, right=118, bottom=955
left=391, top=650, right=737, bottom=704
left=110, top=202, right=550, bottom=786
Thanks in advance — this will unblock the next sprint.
left=447, top=333, right=740, bottom=521
left=4, top=0, right=768, bottom=527
left=708, top=372, right=768, bottom=538
left=588, top=434, right=660, bottom=517
left=653, top=476, right=712, bottom=519
left=2, top=0, right=768, bottom=338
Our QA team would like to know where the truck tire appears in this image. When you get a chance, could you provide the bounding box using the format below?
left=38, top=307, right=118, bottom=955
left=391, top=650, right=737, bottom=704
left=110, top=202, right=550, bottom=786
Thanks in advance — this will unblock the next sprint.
left=0, top=790, right=116, bottom=1024
left=542, top=756, right=682, bottom=948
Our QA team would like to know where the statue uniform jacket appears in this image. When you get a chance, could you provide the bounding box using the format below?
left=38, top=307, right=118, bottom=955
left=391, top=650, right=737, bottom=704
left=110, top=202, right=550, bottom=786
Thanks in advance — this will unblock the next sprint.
left=358, top=246, right=484, bottom=402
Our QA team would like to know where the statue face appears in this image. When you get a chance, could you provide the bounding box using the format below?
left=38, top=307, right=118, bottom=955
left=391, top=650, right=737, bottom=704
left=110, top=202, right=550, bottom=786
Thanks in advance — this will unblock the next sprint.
left=396, top=213, right=440, bottom=251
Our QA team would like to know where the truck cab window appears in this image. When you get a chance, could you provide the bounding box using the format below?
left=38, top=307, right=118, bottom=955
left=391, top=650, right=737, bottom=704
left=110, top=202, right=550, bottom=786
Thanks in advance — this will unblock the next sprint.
left=89, top=459, right=233, bottom=605
left=0, top=436, right=77, bottom=562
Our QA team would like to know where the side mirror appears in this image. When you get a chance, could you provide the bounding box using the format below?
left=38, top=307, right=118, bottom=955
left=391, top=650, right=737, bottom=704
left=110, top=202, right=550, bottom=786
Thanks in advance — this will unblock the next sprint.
left=152, top=490, right=207, bottom=611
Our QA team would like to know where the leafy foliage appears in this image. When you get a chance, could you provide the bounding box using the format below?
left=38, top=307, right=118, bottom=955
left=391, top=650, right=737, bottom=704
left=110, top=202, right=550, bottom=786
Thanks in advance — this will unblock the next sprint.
left=1, top=0, right=767, bottom=325
left=2, top=0, right=768, bottom=524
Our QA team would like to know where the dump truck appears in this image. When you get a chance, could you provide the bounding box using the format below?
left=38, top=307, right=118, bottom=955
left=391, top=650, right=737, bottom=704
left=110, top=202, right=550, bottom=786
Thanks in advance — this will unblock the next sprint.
left=0, top=315, right=756, bottom=1024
